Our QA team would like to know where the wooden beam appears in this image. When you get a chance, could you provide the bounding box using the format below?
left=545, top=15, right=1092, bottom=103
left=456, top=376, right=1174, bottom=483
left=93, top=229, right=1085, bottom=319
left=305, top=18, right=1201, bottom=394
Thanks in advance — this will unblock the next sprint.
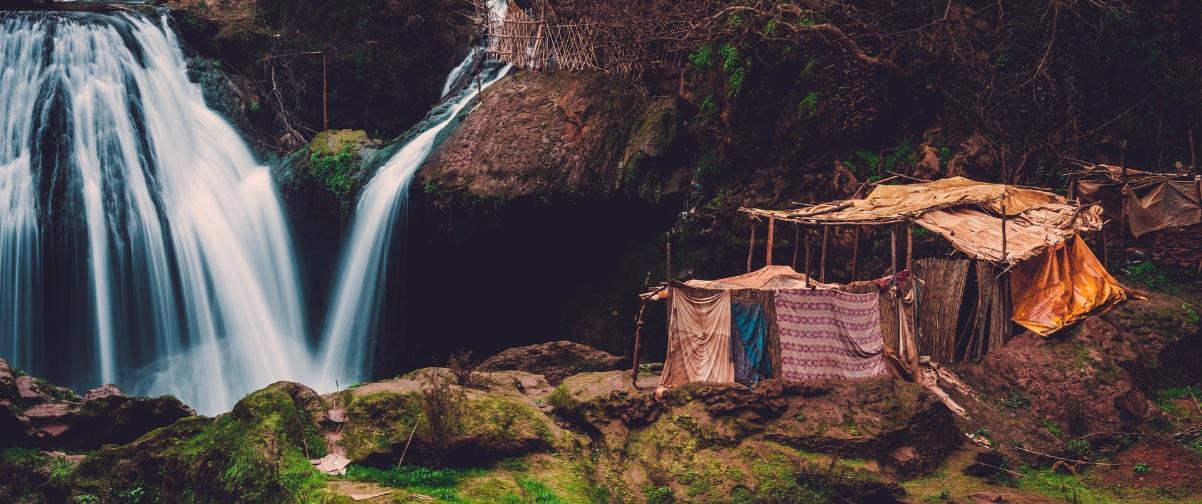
left=631, top=301, right=648, bottom=387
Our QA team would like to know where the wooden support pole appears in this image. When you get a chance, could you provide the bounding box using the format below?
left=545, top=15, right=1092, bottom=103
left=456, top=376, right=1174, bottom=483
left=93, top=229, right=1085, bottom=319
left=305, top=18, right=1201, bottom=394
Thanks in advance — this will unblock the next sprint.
left=746, top=220, right=756, bottom=272
left=1120, top=140, right=1128, bottom=254
left=804, top=228, right=812, bottom=287
left=891, top=225, right=901, bottom=359
left=765, top=218, right=776, bottom=266
left=906, top=225, right=913, bottom=272
left=631, top=301, right=648, bottom=387
left=819, top=226, right=829, bottom=283
left=1001, top=202, right=1008, bottom=263
left=890, top=226, right=898, bottom=276
left=1191, top=129, right=1197, bottom=172
left=791, top=223, right=800, bottom=269
left=850, top=226, right=860, bottom=281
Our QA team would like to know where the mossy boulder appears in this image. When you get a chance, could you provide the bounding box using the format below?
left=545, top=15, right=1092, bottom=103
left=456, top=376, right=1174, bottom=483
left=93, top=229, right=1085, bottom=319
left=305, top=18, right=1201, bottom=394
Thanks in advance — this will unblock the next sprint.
left=477, top=340, right=627, bottom=385
left=332, top=368, right=565, bottom=467
left=71, top=382, right=334, bottom=503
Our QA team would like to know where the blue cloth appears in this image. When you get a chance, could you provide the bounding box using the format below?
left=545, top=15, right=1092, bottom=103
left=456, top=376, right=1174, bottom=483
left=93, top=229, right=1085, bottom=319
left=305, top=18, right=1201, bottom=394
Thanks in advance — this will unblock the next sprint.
left=731, top=299, right=771, bottom=385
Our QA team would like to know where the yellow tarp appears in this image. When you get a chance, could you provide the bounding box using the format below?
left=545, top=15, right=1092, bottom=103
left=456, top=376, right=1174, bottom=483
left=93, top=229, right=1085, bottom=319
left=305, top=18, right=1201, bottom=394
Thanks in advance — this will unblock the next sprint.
left=1009, top=234, right=1126, bottom=336
left=742, top=177, right=1062, bottom=224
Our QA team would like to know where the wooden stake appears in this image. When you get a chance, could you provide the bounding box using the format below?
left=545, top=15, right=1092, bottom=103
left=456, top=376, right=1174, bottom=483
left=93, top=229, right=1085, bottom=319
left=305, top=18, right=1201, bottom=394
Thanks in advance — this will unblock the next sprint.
left=850, top=226, right=860, bottom=281
left=791, top=223, right=800, bottom=269
left=765, top=218, right=776, bottom=266
left=890, top=226, right=898, bottom=276
left=819, top=226, right=829, bottom=283
left=746, top=220, right=756, bottom=272
left=891, top=225, right=901, bottom=361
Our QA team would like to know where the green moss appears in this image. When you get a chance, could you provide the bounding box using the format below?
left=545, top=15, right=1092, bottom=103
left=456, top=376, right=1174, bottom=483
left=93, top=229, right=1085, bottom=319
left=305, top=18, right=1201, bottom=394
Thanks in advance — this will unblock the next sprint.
left=308, top=129, right=369, bottom=199
left=545, top=385, right=577, bottom=412
left=643, top=484, right=674, bottom=504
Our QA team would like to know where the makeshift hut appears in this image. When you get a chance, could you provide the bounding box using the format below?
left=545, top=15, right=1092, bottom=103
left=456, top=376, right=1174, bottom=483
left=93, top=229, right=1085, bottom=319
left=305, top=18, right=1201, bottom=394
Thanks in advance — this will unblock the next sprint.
left=1068, top=161, right=1202, bottom=268
left=639, top=177, right=1127, bottom=391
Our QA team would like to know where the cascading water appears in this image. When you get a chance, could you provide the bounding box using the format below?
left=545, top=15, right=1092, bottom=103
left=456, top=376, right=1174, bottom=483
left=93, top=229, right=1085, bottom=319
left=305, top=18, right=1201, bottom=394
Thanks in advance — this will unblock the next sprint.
left=316, top=2, right=512, bottom=389
left=0, top=11, right=317, bottom=414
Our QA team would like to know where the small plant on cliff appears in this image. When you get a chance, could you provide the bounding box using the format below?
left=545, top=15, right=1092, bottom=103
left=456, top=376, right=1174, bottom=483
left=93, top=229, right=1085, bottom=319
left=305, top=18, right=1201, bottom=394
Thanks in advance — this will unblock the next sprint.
left=643, top=484, right=675, bottom=504
left=309, top=145, right=359, bottom=199
left=447, top=351, right=481, bottom=388
left=1122, top=261, right=1171, bottom=291
left=1133, top=462, right=1150, bottom=474
left=795, top=92, right=819, bottom=118
left=420, top=372, right=466, bottom=467
left=999, top=389, right=1031, bottom=409
left=688, top=45, right=713, bottom=69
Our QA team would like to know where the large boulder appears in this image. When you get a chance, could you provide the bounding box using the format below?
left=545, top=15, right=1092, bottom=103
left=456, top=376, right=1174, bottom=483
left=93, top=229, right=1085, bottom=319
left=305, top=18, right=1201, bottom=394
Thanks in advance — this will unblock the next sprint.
left=477, top=340, right=628, bottom=385
left=0, top=359, right=194, bottom=450
left=330, top=368, right=566, bottom=467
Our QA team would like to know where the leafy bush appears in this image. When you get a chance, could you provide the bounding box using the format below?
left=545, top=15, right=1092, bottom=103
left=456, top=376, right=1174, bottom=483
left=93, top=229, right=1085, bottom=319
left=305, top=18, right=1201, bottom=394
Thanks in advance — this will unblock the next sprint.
left=345, top=465, right=463, bottom=488
left=447, top=351, right=481, bottom=388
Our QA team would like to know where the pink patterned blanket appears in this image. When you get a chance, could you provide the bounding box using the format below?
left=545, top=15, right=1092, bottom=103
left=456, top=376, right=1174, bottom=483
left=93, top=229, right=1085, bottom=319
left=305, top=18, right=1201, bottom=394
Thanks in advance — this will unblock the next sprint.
left=774, top=288, right=887, bottom=381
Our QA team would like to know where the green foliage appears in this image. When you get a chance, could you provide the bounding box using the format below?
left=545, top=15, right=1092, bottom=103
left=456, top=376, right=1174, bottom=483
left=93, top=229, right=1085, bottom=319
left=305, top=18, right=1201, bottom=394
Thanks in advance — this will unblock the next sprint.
left=762, top=18, right=779, bottom=37
left=1014, top=466, right=1116, bottom=504
left=698, top=95, right=717, bottom=115
left=545, top=384, right=577, bottom=411
left=1183, top=303, right=1200, bottom=327
left=309, top=146, right=359, bottom=199
left=998, top=389, right=1031, bottom=409
left=346, top=465, right=465, bottom=489
left=49, top=456, right=74, bottom=487
left=719, top=43, right=740, bottom=73
left=726, top=67, right=746, bottom=98
left=1065, top=438, right=1092, bottom=459
left=1040, top=418, right=1064, bottom=438
left=643, top=484, right=675, bottom=504
left=1133, top=462, right=1150, bottom=474
left=1123, top=261, right=1170, bottom=291
left=688, top=45, right=713, bottom=69
left=693, top=153, right=719, bottom=180
left=248, top=100, right=261, bottom=113
left=795, top=92, right=819, bottom=118
left=515, top=476, right=569, bottom=504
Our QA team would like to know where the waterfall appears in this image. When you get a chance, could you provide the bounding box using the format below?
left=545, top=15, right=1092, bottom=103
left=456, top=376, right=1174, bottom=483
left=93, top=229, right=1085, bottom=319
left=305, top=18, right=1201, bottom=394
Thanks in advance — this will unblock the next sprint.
left=0, top=11, right=314, bottom=414
left=316, top=3, right=512, bottom=389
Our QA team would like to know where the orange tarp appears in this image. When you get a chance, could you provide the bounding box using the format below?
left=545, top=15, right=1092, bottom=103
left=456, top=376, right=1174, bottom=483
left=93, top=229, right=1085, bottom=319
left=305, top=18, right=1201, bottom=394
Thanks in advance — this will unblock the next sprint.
left=1009, top=235, right=1126, bottom=336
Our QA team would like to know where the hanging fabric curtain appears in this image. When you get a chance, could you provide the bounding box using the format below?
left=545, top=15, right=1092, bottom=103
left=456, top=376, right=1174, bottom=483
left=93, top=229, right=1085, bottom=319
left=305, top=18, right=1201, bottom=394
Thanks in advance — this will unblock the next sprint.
left=773, top=288, right=888, bottom=381
left=731, top=298, right=772, bottom=385
left=660, top=286, right=735, bottom=388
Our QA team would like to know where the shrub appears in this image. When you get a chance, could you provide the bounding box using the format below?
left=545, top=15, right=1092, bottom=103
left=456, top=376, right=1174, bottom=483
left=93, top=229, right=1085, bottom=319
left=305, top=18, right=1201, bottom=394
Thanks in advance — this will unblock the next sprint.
left=447, top=351, right=480, bottom=388
left=420, top=372, right=467, bottom=467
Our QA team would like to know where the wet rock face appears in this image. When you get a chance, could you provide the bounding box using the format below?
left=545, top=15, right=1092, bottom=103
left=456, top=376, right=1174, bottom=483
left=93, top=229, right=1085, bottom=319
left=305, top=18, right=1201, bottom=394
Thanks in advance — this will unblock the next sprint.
left=477, top=340, right=628, bottom=384
left=0, top=359, right=194, bottom=450
left=420, top=71, right=686, bottom=203
left=163, top=0, right=475, bottom=150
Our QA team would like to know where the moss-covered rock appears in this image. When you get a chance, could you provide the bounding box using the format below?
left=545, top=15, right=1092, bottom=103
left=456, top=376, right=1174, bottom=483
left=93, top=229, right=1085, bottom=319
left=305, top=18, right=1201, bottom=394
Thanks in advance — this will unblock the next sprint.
left=332, top=368, right=565, bottom=467
left=70, top=382, right=334, bottom=503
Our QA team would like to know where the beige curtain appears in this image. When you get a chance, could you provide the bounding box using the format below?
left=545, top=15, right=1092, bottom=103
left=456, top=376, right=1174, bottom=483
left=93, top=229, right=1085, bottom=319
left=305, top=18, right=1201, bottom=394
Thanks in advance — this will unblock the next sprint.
left=660, top=287, right=735, bottom=388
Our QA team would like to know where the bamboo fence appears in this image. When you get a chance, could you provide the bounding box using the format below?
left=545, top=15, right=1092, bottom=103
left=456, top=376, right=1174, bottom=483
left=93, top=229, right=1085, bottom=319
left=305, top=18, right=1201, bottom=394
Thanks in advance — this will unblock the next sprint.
left=916, top=258, right=970, bottom=363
